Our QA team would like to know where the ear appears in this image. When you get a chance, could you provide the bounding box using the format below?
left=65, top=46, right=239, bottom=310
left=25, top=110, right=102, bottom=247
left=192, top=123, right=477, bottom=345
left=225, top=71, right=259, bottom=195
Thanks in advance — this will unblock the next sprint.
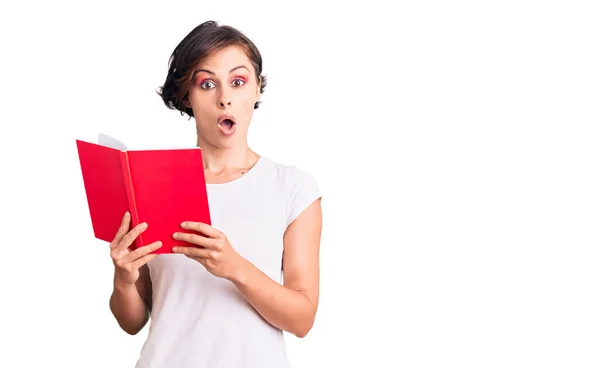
left=255, top=76, right=262, bottom=100
left=183, top=99, right=191, bottom=109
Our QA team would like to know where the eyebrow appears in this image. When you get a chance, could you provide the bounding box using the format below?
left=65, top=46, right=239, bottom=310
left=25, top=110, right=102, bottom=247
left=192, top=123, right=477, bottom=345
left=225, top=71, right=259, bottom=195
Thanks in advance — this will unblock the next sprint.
left=193, top=65, right=250, bottom=80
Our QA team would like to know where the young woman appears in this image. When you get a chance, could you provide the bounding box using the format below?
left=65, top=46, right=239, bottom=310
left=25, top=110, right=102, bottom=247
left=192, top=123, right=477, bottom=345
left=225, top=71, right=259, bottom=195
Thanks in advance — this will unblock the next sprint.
left=107, top=20, right=323, bottom=368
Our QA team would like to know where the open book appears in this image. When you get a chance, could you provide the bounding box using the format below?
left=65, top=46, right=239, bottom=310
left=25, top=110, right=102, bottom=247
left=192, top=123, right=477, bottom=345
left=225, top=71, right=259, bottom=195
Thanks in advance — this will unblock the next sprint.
left=75, top=133, right=211, bottom=254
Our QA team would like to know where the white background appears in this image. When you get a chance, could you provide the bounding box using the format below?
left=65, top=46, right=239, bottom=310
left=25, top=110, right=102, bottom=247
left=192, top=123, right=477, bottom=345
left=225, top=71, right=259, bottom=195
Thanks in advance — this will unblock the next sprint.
left=1, top=1, right=599, bottom=367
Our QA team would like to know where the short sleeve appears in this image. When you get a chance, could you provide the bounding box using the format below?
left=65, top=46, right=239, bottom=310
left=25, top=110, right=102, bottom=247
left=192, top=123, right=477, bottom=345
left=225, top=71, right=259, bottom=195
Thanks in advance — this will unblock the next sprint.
left=286, top=168, right=322, bottom=227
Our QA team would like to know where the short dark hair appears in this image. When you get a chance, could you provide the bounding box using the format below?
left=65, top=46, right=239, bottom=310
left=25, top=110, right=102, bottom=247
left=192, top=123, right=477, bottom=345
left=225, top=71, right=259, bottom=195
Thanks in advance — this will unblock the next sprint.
left=157, top=20, right=267, bottom=119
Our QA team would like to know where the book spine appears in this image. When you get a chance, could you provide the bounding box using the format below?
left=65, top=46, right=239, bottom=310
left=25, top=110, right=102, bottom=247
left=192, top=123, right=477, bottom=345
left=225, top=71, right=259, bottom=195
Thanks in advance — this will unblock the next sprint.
left=120, top=150, right=143, bottom=249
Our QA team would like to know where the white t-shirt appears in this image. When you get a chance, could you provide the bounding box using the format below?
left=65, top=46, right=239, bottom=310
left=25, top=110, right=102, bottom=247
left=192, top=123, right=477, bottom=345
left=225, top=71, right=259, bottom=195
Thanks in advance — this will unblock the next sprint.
left=135, top=156, right=322, bottom=368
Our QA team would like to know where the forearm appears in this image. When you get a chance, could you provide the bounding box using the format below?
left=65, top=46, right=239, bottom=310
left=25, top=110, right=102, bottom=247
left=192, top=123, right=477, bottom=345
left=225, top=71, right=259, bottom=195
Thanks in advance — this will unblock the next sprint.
left=230, top=259, right=316, bottom=338
left=109, top=281, right=149, bottom=335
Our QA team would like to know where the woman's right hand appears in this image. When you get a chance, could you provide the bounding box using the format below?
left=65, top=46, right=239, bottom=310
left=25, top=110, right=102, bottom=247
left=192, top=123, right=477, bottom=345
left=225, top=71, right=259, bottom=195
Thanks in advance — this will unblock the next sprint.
left=110, top=211, right=163, bottom=288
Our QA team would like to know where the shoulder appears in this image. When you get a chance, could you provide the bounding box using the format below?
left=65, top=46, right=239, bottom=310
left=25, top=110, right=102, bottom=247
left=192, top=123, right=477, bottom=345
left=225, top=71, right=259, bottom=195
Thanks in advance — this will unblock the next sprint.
left=258, top=156, right=319, bottom=190
left=258, top=156, right=321, bottom=226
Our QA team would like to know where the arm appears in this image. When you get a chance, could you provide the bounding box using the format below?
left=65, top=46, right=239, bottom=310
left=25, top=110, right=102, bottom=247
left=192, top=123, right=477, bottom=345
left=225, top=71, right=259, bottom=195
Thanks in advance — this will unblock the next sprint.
left=231, top=198, right=322, bottom=337
left=108, top=212, right=161, bottom=335
left=109, top=264, right=153, bottom=335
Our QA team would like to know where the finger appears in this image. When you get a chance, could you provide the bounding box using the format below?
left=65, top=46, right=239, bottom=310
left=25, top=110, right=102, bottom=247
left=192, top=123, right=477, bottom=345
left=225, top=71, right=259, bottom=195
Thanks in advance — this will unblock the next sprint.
left=199, top=241, right=223, bottom=251
left=121, top=241, right=163, bottom=264
left=191, top=257, right=209, bottom=267
left=131, top=253, right=160, bottom=270
left=110, top=212, right=131, bottom=250
left=172, top=245, right=214, bottom=259
left=173, top=231, right=215, bottom=247
left=180, top=221, right=222, bottom=238
left=117, top=222, right=148, bottom=252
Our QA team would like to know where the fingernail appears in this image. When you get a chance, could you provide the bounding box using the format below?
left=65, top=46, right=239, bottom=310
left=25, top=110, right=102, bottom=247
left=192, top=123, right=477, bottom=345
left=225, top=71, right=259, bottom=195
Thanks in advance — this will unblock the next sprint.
left=181, top=222, right=187, bottom=227
left=141, top=222, right=148, bottom=229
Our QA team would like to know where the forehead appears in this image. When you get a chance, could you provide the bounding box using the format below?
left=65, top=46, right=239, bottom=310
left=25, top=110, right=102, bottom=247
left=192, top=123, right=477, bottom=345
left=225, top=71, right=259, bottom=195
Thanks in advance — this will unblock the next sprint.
left=197, top=45, right=253, bottom=73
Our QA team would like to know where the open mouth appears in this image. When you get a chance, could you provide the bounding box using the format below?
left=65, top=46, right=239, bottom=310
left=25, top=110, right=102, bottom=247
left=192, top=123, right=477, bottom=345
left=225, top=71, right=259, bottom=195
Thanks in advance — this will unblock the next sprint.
left=218, top=116, right=237, bottom=135
left=220, top=119, right=235, bottom=130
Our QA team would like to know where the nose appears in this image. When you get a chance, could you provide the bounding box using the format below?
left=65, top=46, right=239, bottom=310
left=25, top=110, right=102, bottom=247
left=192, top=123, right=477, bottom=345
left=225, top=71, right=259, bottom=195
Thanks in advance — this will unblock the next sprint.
left=218, top=95, right=231, bottom=108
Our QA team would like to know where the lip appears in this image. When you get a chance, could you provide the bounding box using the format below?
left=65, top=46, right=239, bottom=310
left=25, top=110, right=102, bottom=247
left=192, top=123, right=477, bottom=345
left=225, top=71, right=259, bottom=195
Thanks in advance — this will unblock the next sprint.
left=217, top=114, right=236, bottom=136
left=218, top=114, right=236, bottom=125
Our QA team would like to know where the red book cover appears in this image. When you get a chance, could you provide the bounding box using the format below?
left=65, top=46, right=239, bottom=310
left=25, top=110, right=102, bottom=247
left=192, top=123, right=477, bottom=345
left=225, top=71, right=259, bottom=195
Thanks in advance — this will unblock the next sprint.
left=75, top=134, right=211, bottom=254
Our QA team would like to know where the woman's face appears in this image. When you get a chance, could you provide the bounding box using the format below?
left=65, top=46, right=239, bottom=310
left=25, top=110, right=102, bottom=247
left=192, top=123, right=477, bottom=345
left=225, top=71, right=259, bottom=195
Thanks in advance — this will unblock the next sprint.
left=185, top=45, right=261, bottom=149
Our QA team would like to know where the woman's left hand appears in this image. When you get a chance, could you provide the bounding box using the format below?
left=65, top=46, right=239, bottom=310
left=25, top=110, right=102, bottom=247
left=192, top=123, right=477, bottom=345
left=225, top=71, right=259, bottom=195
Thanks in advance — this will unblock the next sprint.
left=172, top=222, right=245, bottom=281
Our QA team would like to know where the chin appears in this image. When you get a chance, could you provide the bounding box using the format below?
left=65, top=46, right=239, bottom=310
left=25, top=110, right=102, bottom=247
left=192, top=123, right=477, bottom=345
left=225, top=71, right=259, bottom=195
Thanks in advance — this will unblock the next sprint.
left=209, top=135, right=240, bottom=150
left=217, top=141, right=237, bottom=150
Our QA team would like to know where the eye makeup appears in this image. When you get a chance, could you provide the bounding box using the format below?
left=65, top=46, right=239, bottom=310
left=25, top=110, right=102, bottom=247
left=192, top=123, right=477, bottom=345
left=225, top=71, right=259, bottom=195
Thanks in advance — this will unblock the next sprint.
left=232, top=75, right=248, bottom=83
left=194, top=73, right=249, bottom=88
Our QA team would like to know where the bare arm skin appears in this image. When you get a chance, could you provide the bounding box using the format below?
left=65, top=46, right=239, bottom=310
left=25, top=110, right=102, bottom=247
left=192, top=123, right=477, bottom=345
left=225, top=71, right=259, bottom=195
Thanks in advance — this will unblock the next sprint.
left=231, top=199, right=322, bottom=337
left=108, top=212, right=162, bottom=335
left=172, top=199, right=323, bottom=337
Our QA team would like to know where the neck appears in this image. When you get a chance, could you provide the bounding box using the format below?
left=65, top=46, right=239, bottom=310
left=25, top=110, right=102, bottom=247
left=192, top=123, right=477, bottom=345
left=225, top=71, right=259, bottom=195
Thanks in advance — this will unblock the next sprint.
left=196, top=135, right=259, bottom=173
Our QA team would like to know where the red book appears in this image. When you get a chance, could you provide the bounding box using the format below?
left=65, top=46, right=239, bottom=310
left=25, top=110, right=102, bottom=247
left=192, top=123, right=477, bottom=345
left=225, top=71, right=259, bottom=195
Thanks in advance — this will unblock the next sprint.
left=75, top=134, right=211, bottom=254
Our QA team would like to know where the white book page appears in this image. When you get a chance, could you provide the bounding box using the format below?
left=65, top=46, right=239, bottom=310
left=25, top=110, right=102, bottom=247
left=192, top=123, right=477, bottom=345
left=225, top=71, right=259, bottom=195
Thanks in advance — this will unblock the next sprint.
left=97, top=133, right=128, bottom=151
left=95, top=132, right=197, bottom=151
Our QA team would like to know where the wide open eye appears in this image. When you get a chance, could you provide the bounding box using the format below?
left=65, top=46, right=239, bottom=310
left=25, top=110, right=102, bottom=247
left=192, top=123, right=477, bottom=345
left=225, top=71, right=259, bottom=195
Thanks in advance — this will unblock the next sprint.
left=232, top=79, right=246, bottom=87
left=200, top=81, right=216, bottom=89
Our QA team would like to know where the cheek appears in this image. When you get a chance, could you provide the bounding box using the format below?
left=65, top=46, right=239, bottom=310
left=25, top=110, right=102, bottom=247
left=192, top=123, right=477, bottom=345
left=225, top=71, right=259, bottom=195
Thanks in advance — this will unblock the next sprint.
left=190, top=89, right=211, bottom=104
left=188, top=92, right=214, bottom=113
left=243, top=97, right=257, bottom=113
left=241, top=89, right=258, bottom=105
